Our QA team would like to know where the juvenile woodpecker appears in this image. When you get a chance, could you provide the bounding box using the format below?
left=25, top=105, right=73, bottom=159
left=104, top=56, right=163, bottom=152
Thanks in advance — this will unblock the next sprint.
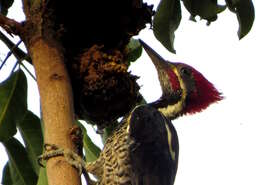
left=39, top=40, right=222, bottom=185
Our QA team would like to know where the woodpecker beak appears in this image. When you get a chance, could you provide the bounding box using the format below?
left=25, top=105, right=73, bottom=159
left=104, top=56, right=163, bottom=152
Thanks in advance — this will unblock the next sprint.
left=139, top=39, right=169, bottom=71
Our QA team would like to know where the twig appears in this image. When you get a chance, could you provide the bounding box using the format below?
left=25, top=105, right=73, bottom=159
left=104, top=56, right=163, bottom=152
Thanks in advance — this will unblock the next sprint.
left=0, top=13, right=23, bottom=36
left=0, top=56, right=7, bottom=71
left=0, top=30, right=35, bottom=81
left=0, top=42, right=17, bottom=70
left=0, top=30, right=32, bottom=63
left=20, top=62, right=37, bottom=81
left=0, top=40, right=22, bottom=71
left=11, top=61, right=19, bottom=73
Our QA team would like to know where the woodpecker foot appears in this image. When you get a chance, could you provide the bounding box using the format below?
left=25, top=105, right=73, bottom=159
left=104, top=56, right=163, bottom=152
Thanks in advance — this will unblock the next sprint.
left=38, top=143, right=86, bottom=175
left=70, top=125, right=83, bottom=155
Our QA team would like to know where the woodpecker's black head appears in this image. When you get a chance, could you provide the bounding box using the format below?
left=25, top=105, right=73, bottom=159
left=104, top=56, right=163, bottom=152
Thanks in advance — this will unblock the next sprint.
left=139, top=39, right=223, bottom=119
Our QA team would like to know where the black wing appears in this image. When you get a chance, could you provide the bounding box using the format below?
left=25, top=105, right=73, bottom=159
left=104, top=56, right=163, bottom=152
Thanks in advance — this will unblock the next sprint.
left=129, top=105, right=179, bottom=185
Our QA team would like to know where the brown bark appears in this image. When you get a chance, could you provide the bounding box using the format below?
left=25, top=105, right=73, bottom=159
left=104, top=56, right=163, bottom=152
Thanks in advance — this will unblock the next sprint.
left=29, top=39, right=81, bottom=185
left=0, top=13, right=22, bottom=35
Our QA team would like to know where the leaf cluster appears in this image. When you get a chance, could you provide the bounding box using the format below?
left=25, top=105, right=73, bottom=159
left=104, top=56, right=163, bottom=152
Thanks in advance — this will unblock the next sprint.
left=0, top=70, right=101, bottom=185
left=153, top=0, right=255, bottom=53
left=0, top=70, right=41, bottom=185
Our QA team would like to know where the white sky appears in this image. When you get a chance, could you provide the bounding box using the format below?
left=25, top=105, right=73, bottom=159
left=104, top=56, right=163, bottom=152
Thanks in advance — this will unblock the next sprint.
left=1, top=0, right=260, bottom=185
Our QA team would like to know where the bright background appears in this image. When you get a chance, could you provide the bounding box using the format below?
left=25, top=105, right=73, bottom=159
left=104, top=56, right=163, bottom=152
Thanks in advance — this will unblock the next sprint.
left=1, top=0, right=260, bottom=185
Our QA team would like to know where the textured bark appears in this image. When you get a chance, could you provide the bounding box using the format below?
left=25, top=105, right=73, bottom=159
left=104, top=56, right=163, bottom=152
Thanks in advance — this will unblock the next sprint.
left=17, top=1, right=153, bottom=184
left=29, top=39, right=81, bottom=185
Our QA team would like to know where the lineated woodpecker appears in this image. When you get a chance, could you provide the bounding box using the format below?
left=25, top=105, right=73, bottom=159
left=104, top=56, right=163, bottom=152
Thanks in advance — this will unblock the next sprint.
left=39, top=40, right=222, bottom=185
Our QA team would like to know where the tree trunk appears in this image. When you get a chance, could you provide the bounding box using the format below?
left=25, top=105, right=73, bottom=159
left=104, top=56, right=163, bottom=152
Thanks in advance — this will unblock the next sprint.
left=28, top=39, right=81, bottom=185
left=18, top=1, right=153, bottom=185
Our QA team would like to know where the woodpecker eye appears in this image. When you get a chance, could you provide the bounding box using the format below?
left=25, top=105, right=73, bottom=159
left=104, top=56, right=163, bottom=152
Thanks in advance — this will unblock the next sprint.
left=180, top=67, right=191, bottom=77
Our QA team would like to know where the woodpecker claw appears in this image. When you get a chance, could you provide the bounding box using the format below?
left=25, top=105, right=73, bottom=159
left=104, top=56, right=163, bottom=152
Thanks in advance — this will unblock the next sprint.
left=38, top=143, right=65, bottom=167
left=38, top=143, right=86, bottom=175
left=69, top=125, right=83, bottom=155
left=38, top=157, right=45, bottom=168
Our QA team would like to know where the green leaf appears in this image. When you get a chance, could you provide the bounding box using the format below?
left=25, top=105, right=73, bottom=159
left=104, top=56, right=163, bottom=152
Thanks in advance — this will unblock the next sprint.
left=153, top=0, right=182, bottom=53
left=183, top=0, right=226, bottom=25
left=126, top=38, right=143, bottom=63
left=17, top=111, right=43, bottom=175
left=36, top=168, right=48, bottom=185
left=76, top=121, right=101, bottom=162
left=84, top=132, right=101, bottom=162
left=3, top=137, right=38, bottom=185
left=225, top=0, right=255, bottom=39
left=0, top=0, right=14, bottom=15
left=0, top=70, right=28, bottom=142
left=2, top=162, right=13, bottom=185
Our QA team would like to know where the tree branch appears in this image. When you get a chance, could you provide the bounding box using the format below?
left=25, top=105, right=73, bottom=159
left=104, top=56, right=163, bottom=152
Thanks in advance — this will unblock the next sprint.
left=21, top=0, right=31, bottom=17
left=0, top=30, right=32, bottom=63
left=0, top=14, right=23, bottom=36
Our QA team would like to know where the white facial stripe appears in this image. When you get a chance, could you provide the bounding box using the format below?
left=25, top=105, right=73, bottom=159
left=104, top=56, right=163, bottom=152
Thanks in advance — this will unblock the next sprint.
left=126, top=105, right=143, bottom=134
left=158, top=100, right=182, bottom=118
left=164, top=121, right=176, bottom=161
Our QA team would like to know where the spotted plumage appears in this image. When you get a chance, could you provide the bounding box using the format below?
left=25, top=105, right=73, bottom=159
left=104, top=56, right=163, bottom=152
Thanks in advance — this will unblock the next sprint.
left=84, top=104, right=178, bottom=185
left=89, top=120, right=132, bottom=185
